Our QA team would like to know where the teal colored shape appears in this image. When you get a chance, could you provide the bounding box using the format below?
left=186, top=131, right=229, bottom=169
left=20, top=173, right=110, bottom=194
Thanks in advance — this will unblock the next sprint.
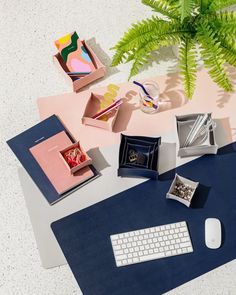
left=81, top=46, right=92, bottom=63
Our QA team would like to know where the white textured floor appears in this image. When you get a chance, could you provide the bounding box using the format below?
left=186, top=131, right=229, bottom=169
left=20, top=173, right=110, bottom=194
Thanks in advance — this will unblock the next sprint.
left=0, top=0, right=235, bottom=294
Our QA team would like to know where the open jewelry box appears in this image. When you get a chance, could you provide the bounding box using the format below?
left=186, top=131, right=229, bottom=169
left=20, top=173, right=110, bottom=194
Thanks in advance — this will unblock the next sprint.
left=59, top=141, right=92, bottom=174
left=176, top=113, right=218, bottom=157
left=118, top=134, right=161, bottom=179
left=53, top=40, right=106, bottom=92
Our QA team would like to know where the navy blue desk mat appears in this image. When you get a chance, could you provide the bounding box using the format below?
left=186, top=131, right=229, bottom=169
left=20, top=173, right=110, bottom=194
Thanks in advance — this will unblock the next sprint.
left=52, top=142, right=236, bottom=295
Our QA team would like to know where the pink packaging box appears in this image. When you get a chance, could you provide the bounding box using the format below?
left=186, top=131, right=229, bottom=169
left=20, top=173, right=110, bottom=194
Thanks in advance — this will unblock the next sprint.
left=82, top=93, right=121, bottom=131
left=54, top=40, right=106, bottom=92
left=59, top=141, right=92, bottom=174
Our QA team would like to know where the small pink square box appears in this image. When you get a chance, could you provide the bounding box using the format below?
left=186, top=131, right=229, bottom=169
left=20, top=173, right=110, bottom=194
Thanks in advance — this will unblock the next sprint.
left=59, top=141, right=92, bottom=174
left=82, top=93, right=121, bottom=131
left=53, top=40, right=106, bottom=92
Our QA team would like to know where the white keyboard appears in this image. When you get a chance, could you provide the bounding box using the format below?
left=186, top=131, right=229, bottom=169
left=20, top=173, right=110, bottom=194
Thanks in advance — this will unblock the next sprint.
left=110, top=221, right=193, bottom=267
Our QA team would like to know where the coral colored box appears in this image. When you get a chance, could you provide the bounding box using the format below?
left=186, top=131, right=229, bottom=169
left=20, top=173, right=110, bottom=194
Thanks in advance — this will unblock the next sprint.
left=59, top=141, right=92, bottom=174
left=54, top=41, right=106, bottom=92
left=82, top=93, right=121, bottom=131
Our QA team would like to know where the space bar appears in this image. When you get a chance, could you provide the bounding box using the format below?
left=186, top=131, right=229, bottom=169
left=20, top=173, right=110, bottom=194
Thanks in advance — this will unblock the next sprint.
left=139, top=252, right=165, bottom=262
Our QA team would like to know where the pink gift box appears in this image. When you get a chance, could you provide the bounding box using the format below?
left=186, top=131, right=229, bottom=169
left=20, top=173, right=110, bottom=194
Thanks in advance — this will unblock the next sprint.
left=82, top=93, right=121, bottom=131
left=59, top=141, right=92, bottom=174
left=53, top=40, right=106, bottom=92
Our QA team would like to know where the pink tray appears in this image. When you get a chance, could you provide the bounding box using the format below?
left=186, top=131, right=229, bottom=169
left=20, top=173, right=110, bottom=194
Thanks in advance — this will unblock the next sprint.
left=53, top=40, right=106, bottom=92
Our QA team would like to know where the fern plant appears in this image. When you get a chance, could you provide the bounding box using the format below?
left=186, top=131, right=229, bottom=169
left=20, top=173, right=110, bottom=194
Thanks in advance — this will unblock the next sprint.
left=111, top=0, right=236, bottom=98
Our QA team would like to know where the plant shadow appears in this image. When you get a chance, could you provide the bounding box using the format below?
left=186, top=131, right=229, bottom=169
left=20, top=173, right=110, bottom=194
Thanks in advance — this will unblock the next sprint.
left=140, top=46, right=178, bottom=74
left=214, top=117, right=233, bottom=147
left=158, top=71, right=187, bottom=112
left=113, top=90, right=139, bottom=133
left=216, top=66, right=236, bottom=108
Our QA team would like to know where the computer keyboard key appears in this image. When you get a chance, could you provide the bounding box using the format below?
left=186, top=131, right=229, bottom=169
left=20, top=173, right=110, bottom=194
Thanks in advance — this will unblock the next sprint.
left=115, top=250, right=124, bottom=255
left=180, top=242, right=191, bottom=248
left=116, top=254, right=127, bottom=260
left=140, top=252, right=165, bottom=262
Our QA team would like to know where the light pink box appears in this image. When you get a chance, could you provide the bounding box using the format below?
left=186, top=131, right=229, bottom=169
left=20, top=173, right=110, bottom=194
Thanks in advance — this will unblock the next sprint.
left=59, top=141, right=92, bottom=174
left=53, top=40, right=106, bottom=92
left=82, top=93, right=121, bottom=131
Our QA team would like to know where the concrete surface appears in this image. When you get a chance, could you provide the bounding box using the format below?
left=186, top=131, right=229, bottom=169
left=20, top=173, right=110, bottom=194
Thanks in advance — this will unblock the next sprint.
left=0, top=0, right=235, bottom=294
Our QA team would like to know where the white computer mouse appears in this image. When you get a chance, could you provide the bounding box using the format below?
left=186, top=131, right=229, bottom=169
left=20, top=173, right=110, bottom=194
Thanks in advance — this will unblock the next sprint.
left=205, top=218, right=222, bottom=249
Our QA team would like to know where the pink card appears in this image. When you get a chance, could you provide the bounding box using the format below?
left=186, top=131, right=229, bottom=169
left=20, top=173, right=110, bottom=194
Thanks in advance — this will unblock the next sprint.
left=55, top=32, right=96, bottom=73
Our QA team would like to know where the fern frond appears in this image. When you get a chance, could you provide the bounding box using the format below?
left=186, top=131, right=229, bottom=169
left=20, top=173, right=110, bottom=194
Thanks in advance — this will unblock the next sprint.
left=128, top=42, right=159, bottom=79
left=206, top=11, right=236, bottom=37
left=205, top=12, right=236, bottom=66
left=111, top=16, right=165, bottom=66
left=179, top=38, right=197, bottom=98
left=197, top=22, right=233, bottom=92
left=142, top=0, right=179, bottom=19
left=179, top=0, right=195, bottom=22
left=199, top=0, right=211, bottom=13
left=208, top=0, right=236, bottom=12
left=219, top=38, right=236, bottom=67
left=128, top=30, right=185, bottom=79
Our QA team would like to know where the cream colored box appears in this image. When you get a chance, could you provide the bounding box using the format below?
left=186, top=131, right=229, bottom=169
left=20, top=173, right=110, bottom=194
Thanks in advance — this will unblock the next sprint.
left=166, top=174, right=199, bottom=207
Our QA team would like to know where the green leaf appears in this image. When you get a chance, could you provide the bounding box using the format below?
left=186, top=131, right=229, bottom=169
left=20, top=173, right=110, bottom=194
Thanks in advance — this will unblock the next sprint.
left=111, top=16, right=165, bottom=66
left=179, top=38, right=197, bottom=98
left=128, top=29, right=186, bottom=79
left=205, top=12, right=236, bottom=66
left=220, top=38, right=236, bottom=67
left=179, top=0, right=195, bottom=22
left=142, top=0, right=179, bottom=19
left=208, top=0, right=236, bottom=12
left=199, top=0, right=211, bottom=13
left=206, top=11, right=236, bottom=37
left=197, top=22, right=233, bottom=92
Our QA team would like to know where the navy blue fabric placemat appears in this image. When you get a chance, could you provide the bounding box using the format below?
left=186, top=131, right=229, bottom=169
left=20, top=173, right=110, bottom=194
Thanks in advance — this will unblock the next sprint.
left=52, top=142, right=236, bottom=295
